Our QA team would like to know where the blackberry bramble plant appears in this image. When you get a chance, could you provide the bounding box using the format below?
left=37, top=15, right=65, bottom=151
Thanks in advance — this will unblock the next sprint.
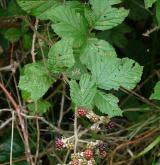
left=0, top=0, right=149, bottom=164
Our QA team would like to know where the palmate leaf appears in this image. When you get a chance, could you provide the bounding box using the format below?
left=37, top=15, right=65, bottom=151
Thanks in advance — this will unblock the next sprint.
left=88, top=54, right=143, bottom=90
left=80, top=38, right=117, bottom=65
left=69, top=74, right=97, bottom=109
left=19, top=62, right=52, bottom=101
left=47, top=39, right=75, bottom=73
left=150, top=81, right=160, bottom=100
left=16, top=0, right=59, bottom=20
left=51, top=5, right=88, bottom=47
left=94, top=91, right=122, bottom=117
left=90, top=0, right=129, bottom=30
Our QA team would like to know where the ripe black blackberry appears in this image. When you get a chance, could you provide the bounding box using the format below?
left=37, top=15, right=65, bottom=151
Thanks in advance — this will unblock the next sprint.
left=98, top=143, right=108, bottom=151
left=106, top=121, right=115, bottom=130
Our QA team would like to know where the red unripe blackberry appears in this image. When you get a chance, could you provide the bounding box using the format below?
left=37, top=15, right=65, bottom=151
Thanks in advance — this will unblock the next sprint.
left=71, top=159, right=79, bottom=165
left=55, top=138, right=64, bottom=150
left=77, top=108, right=87, bottom=117
left=84, top=149, right=93, bottom=160
left=99, top=150, right=107, bottom=158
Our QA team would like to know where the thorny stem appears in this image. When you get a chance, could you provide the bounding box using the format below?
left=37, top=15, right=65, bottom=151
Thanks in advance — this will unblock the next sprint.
left=0, top=82, right=34, bottom=165
left=31, top=18, right=39, bottom=63
left=0, top=61, right=19, bottom=72
left=58, top=83, right=66, bottom=128
left=143, top=26, right=160, bottom=37
left=0, top=117, right=12, bottom=129
left=35, top=102, right=40, bottom=165
left=120, top=87, right=160, bottom=111
left=51, top=152, right=63, bottom=164
left=10, top=111, right=14, bottom=165
left=31, top=18, right=39, bottom=165
left=74, top=107, right=78, bottom=154
left=64, top=150, right=70, bottom=164
left=13, top=74, right=22, bottom=108
left=21, top=16, right=52, bottom=46
left=120, top=71, right=156, bottom=107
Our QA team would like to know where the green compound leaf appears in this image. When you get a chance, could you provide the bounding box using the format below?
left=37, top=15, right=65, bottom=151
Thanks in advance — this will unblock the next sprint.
left=150, top=81, right=160, bottom=100
left=144, top=0, right=157, bottom=8
left=80, top=38, right=117, bottom=64
left=19, top=62, right=52, bottom=101
left=51, top=5, right=88, bottom=47
left=90, top=0, right=129, bottom=30
left=94, top=91, right=122, bottom=117
left=69, top=74, right=97, bottom=109
left=16, top=0, right=59, bottom=20
left=47, top=39, right=75, bottom=73
left=88, top=54, right=143, bottom=90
